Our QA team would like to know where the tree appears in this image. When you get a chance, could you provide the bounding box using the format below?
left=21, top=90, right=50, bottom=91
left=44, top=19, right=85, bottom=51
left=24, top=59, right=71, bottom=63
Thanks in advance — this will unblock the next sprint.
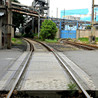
left=40, top=20, right=57, bottom=40
left=86, top=25, right=91, bottom=29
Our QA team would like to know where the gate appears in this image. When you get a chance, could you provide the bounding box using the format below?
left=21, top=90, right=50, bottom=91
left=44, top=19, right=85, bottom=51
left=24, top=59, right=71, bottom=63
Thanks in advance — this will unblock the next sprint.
left=60, top=21, right=78, bottom=39
left=61, top=30, right=76, bottom=39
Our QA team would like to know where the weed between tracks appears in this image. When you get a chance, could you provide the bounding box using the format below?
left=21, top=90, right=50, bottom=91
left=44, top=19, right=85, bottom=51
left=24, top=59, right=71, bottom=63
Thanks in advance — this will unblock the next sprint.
left=12, top=38, right=23, bottom=45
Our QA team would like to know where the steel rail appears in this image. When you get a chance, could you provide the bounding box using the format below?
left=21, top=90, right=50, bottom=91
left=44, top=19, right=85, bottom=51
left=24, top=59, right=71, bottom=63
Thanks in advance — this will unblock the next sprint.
left=6, top=40, right=33, bottom=98
left=64, top=41, right=96, bottom=50
left=6, top=38, right=92, bottom=98
left=52, top=50, right=92, bottom=98
left=35, top=41, right=92, bottom=98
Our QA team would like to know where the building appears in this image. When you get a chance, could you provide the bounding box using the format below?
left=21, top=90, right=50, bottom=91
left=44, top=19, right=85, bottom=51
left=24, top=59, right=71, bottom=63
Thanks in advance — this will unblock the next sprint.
left=61, top=8, right=98, bottom=21
left=59, top=9, right=92, bottom=39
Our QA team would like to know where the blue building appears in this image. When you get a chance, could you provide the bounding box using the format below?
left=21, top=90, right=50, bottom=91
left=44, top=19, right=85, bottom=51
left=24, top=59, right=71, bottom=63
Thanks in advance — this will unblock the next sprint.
left=59, top=8, right=96, bottom=39
left=61, top=8, right=98, bottom=21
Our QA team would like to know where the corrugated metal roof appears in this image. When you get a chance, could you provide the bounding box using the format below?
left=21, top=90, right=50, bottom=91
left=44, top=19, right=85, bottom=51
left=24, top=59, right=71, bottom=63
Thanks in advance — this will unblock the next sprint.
left=0, top=12, right=4, bottom=16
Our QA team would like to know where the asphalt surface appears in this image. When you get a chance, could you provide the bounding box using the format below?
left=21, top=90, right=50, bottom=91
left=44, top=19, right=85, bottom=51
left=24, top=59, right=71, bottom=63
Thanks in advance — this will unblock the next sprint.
left=0, top=39, right=27, bottom=81
left=0, top=49, right=23, bottom=80
left=63, top=50, right=98, bottom=90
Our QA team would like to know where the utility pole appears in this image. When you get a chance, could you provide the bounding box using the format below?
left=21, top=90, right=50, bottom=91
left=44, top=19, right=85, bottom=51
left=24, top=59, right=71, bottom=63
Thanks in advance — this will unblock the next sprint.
left=64, top=8, right=65, bottom=19
left=56, top=8, right=58, bottom=18
left=95, top=9, right=96, bottom=22
left=47, top=0, right=50, bottom=17
left=38, top=14, right=40, bottom=38
left=90, top=0, right=95, bottom=43
left=7, top=0, right=12, bottom=49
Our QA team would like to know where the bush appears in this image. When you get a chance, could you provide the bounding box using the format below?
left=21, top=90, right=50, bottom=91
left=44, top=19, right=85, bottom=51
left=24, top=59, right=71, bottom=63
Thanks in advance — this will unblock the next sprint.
left=40, top=19, right=57, bottom=40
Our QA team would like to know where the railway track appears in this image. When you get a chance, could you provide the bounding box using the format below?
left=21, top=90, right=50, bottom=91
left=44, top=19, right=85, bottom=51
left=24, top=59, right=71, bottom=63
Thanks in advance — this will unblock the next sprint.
left=6, top=38, right=34, bottom=98
left=5, top=38, right=92, bottom=98
left=63, top=40, right=98, bottom=50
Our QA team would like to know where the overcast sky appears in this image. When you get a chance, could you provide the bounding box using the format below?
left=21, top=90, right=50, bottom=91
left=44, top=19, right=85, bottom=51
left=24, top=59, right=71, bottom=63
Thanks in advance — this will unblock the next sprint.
left=18, top=0, right=98, bottom=18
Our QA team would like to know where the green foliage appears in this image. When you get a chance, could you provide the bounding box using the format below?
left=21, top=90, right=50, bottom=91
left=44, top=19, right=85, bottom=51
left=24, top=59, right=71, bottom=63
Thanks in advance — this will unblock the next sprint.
left=96, top=37, right=98, bottom=42
left=40, top=19, right=57, bottom=40
left=86, top=25, right=91, bottom=29
left=45, top=39, right=58, bottom=43
left=12, top=38, right=23, bottom=45
left=33, top=33, right=39, bottom=39
left=67, top=82, right=77, bottom=96
left=78, top=38, right=89, bottom=42
left=12, top=38, right=16, bottom=42
left=68, top=82, right=77, bottom=90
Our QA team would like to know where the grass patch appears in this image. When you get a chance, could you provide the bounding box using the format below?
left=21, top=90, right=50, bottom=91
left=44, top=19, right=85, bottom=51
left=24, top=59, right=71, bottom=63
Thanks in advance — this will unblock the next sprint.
left=78, top=38, right=89, bottom=42
left=12, top=38, right=23, bottom=45
left=45, top=39, right=58, bottom=43
left=78, top=37, right=98, bottom=43
left=34, top=38, right=59, bottom=43
left=67, top=82, right=77, bottom=96
left=96, top=37, right=98, bottom=42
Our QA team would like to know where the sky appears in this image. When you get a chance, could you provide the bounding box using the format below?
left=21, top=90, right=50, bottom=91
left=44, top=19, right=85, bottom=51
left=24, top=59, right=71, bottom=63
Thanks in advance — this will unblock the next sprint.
left=18, top=0, right=98, bottom=18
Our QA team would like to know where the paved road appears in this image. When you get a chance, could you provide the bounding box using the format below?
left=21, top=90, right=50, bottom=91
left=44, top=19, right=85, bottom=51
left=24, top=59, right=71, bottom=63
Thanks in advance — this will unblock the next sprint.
left=0, top=49, right=23, bottom=80
left=20, top=52, right=71, bottom=90
left=63, top=50, right=98, bottom=90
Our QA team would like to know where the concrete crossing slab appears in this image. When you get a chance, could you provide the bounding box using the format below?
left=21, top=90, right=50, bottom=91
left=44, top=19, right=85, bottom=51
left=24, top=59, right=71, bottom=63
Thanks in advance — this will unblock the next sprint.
left=20, top=52, right=71, bottom=90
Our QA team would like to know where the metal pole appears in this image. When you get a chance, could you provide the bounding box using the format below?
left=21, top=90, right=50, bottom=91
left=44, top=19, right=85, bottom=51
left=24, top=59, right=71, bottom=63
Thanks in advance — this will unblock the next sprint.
left=64, top=8, right=65, bottom=19
left=7, top=0, right=11, bottom=49
left=95, top=9, right=96, bottom=22
left=38, top=14, right=40, bottom=38
left=90, top=0, right=95, bottom=43
left=56, top=8, right=58, bottom=18
left=32, top=17, right=34, bottom=34
left=47, top=0, right=50, bottom=17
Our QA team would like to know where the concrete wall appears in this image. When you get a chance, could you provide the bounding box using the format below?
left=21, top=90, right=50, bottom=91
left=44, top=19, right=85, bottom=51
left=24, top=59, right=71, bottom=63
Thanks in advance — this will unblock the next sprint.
left=56, top=29, right=60, bottom=38
left=11, top=27, right=14, bottom=38
left=76, top=30, right=98, bottom=39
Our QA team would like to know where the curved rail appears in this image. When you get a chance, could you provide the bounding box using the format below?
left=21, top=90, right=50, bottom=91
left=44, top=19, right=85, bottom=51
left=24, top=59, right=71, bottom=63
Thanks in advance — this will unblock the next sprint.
left=64, top=40, right=98, bottom=50
left=6, top=38, right=92, bottom=98
left=35, top=40, right=92, bottom=98
left=6, top=39, right=33, bottom=98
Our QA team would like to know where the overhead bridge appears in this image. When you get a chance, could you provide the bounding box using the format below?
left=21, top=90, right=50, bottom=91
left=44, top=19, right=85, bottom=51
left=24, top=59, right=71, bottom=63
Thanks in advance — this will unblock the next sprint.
left=0, top=1, right=91, bottom=49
